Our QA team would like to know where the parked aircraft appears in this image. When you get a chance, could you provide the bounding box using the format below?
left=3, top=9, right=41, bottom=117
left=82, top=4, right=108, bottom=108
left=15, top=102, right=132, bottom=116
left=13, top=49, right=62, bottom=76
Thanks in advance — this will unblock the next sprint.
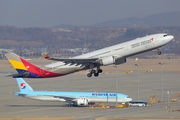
left=5, top=33, right=174, bottom=78
left=15, top=78, right=132, bottom=106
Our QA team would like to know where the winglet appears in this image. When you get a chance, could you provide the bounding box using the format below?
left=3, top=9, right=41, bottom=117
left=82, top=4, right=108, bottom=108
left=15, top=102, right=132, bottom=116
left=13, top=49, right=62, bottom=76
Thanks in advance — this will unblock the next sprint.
left=43, top=55, right=51, bottom=59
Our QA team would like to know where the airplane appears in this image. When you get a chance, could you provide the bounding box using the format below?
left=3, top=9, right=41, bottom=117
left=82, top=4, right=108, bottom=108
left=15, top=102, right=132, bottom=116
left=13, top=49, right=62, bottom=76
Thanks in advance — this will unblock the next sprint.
left=14, top=78, right=132, bottom=106
left=5, top=33, right=174, bottom=78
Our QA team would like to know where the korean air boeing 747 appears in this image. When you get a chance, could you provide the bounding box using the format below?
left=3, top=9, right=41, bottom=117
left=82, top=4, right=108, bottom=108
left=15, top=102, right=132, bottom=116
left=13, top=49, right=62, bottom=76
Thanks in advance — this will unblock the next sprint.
left=5, top=33, right=174, bottom=78
left=15, top=78, right=132, bottom=106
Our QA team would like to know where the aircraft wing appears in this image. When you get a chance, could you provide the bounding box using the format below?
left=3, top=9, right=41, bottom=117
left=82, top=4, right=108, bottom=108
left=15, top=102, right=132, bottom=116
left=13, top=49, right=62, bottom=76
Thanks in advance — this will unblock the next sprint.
left=53, top=96, right=76, bottom=101
left=44, top=95, right=81, bottom=102
left=43, top=55, right=98, bottom=65
left=42, top=95, right=76, bottom=102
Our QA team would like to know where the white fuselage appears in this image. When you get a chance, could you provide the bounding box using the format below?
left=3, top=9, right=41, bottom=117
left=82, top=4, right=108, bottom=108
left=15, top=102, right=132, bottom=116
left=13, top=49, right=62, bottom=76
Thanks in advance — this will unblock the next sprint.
left=43, top=33, right=174, bottom=75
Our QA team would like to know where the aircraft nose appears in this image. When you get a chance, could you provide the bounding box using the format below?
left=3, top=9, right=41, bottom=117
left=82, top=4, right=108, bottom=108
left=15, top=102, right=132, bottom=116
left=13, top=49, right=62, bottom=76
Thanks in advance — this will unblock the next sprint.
left=172, top=36, right=174, bottom=40
left=170, top=35, right=174, bottom=40
left=129, top=98, right=132, bottom=101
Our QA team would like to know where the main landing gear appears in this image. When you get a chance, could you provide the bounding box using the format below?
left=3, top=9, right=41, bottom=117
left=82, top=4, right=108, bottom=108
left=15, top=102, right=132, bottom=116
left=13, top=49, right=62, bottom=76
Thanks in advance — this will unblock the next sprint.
left=87, top=67, right=103, bottom=77
left=157, top=48, right=161, bottom=55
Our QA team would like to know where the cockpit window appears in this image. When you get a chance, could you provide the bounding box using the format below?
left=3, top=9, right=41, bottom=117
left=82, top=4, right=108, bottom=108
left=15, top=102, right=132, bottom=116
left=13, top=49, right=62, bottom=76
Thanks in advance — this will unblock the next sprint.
left=163, top=34, right=169, bottom=37
left=127, top=96, right=130, bottom=98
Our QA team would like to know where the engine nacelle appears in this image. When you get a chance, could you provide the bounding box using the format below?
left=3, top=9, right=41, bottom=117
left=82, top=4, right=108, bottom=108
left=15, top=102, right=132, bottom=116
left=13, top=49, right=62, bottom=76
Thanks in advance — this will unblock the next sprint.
left=100, top=56, right=115, bottom=66
left=76, top=98, right=88, bottom=106
left=115, top=57, right=126, bottom=65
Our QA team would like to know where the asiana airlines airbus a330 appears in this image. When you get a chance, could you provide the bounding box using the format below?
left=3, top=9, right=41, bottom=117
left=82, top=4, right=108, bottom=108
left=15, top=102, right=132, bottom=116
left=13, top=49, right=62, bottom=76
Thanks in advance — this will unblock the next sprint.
left=5, top=33, right=174, bottom=78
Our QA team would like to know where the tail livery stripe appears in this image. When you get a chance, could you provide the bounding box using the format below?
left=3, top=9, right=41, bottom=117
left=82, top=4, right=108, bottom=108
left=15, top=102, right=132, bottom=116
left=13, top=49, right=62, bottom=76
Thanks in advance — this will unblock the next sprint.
left=8, top=59, right=27, bottom=70
left=20, top=57, right=65, bottom=77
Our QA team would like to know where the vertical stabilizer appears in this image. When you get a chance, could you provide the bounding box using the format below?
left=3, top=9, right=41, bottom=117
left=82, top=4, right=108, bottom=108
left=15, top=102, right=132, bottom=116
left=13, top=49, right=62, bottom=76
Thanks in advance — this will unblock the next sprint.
left=5, top=52, right=63, bottom=78
left=5, top=52, right=44, bottom=78
left=16, top=78, right=33, bottom=93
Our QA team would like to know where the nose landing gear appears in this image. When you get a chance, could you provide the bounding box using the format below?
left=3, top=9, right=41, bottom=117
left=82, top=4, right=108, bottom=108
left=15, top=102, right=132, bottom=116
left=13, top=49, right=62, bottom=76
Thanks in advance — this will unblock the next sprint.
left=157, top=51, right=161, bottom=55
left=157, top=48, right=161, bottom=55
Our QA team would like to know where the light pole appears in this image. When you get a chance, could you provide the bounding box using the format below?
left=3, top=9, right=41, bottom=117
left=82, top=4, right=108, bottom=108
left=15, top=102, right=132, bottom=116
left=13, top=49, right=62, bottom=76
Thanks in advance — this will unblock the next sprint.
left=167, top=91, right=169, bottom=107
left=114, top=65, right=118, bottom=108
left=135, top=64, right=139, bottom=101
left=159, top=62, right=164, bottom=101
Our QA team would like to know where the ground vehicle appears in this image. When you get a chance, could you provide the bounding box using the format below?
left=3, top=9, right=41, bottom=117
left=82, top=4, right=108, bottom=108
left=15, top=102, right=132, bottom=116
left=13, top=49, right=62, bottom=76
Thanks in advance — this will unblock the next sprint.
left=129, top=101, right=148, bottom=107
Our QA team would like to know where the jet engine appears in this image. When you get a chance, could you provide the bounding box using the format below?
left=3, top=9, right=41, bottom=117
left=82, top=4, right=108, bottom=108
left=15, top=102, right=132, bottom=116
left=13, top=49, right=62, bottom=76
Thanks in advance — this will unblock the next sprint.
left=100, top=56, right=115, bottom=66
left=76, top=98, right=88, bottom=106
left=115, top=57, right=126, bottom=65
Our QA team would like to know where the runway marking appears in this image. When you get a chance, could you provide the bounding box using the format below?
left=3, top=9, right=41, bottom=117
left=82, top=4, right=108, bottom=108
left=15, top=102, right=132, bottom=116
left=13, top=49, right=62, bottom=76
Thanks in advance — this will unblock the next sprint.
left=128, top=85, right=136, bottom=86
left=6, top=107, right=56, bottom=114
left=93, top=83, right=101, bottom=84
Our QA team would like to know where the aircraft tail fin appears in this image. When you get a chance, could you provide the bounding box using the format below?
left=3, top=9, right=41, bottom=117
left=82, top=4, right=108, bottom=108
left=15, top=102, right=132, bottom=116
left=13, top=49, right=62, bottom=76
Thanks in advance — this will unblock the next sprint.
left=16, top=78, right=33, bottom=93
left=5, top=52, right=65, bottom=78
left=43, top=55, right=51, bottom=59
left=5, top=52, right=43, bottom=78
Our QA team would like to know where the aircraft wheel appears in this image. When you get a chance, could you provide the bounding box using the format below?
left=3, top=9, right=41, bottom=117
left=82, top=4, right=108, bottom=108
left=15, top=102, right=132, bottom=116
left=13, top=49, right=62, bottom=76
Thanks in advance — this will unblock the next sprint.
left=158, top=51, right=161, bottom=55
left=98, top=69, right=103, bottom=73
left=94, top=73, right=99, bottom=77
left=87, top=73, right=92, bottom=77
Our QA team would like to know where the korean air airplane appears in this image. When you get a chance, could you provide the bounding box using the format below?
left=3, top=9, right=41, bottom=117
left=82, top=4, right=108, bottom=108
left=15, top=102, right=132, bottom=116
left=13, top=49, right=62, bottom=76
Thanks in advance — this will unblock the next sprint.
left=5, top=33, right=174, bottom=78
left=15, top=78, right=132, bottom=106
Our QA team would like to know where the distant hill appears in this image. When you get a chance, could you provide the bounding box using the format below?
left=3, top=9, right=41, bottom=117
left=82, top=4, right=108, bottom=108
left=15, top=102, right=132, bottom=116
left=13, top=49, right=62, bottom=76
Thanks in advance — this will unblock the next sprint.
left=53, top=11, right=180, bottom=28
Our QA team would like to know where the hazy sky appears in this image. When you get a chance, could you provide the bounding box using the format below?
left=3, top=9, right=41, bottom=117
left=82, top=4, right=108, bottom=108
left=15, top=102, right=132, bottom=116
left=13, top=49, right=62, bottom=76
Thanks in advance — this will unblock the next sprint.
left=1, top=0, right=180, bottom=28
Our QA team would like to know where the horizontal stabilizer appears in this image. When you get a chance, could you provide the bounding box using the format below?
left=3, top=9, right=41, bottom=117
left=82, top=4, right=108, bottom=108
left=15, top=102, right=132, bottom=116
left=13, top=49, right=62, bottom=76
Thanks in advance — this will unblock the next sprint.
left=14, top=92, right=27, bottom=96
left=7, top=72, right=29, bottom=78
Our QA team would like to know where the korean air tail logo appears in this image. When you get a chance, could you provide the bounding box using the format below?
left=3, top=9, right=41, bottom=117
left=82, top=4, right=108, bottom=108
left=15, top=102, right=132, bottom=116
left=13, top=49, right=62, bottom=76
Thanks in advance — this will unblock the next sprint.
left=20, top=83, right=26, bottom=89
